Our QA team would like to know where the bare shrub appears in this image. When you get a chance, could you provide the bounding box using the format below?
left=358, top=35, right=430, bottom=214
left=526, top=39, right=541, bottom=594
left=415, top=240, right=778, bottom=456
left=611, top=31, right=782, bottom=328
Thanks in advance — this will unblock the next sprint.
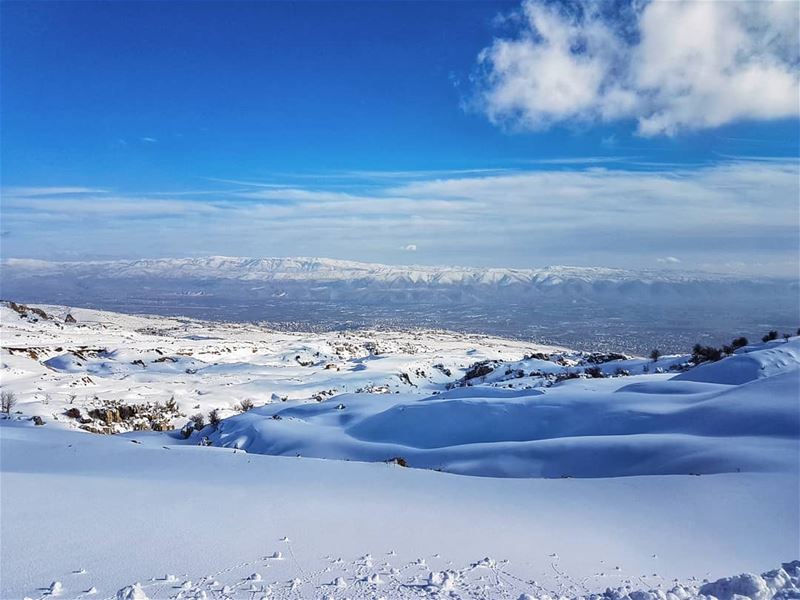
left=1, top=390, right=17, bottom=416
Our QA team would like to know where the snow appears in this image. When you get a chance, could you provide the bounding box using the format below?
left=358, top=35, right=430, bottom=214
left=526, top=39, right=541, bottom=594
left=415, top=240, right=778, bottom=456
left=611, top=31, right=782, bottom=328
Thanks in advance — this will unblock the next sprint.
left=2, top=256, right=764, bottom=285
left=205, top=354, right=799, bottom=477
left=0, top=302, right=567, bottom=432
left=674, top=339, right=800, bottom=384
left=1, top=303, right=798, bottom=599
left=2, top=422, right=798, bottom=599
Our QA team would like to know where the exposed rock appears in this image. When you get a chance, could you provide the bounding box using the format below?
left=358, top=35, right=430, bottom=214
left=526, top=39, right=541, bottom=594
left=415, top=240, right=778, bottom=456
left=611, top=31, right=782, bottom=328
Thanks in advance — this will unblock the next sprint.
left=152, top=356, right=177, bottom=363
left=118, top=405, right=138, bottom=420
left=584, top=352, right=628, bottom=364
left=89, top=408, right=121, bottom=423
left=5, top=301, right=50, bottom=321
left=180, top=422, right=195, bottom=438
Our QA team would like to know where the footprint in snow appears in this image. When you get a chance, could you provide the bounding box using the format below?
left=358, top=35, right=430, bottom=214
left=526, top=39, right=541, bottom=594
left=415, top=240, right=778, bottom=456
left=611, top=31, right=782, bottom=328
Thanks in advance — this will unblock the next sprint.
left=48, top=580, right=63, bottom=595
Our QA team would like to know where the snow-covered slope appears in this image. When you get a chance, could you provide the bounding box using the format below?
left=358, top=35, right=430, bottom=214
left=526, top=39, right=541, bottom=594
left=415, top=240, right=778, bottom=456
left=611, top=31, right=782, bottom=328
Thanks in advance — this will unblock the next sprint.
left=205, top=346, right=800, bottom=478
left=674, top=339, right=800, bottom=384
left=2, top=302, right=798, bottom=478
left=1, top=303, right=799, bottom=599
left=0, top=301, right=568, bottom=434
left=2, top=423, right=799, bottom=600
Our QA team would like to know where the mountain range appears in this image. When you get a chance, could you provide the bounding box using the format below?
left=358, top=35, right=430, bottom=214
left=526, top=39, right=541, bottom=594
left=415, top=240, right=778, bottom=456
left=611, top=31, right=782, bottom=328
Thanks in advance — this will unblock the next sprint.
left=3, top=256, right=797, bottom=354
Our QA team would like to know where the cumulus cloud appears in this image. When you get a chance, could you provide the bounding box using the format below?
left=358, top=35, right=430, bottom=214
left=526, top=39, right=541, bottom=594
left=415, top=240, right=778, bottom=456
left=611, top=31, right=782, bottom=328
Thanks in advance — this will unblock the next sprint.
left=402, top=244, right=418, bottom=252
left=657, top=256, right=681, bottom=264
left=474, top=0, right=800, bottom=135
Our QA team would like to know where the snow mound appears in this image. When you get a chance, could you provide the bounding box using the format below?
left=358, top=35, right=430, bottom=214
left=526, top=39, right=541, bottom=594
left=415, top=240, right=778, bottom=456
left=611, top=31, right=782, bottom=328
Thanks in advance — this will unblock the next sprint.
left=212, top=355, right=800, bottom=477
left=698, top=561, right=800, bottom=600
left=115, top=582, right=148, bottom=600
left=674, top=339, right=800, bottom=385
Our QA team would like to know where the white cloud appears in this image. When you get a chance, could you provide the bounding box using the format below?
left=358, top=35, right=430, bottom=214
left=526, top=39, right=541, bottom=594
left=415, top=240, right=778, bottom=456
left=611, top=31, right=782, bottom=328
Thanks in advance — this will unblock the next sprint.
left=2, top=160, right=798, bottom=275
left=2, top=187, right=107, bottom=197
left=475, top=0, right=800, bottom=135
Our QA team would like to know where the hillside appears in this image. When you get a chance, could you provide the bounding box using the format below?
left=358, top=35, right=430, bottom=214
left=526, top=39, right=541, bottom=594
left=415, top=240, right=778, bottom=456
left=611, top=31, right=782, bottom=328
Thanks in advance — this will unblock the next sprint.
left=1, top=303, right=798, bottom=599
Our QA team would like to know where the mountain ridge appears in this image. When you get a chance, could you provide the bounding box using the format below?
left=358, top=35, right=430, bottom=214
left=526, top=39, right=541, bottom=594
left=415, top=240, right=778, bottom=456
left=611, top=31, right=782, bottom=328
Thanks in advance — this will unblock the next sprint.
left=2, top=255, right=791, bottom=286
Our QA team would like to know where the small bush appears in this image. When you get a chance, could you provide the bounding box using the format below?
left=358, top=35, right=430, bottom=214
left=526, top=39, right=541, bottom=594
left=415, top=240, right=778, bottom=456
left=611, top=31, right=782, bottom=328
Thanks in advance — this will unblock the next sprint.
left=165, top=396, right=178, bottom=412
left=584, top=366, right=604, bottom=378
left=731, top=337, right=748, bottom=350
left=762, top=330, right=779, bottom=343
left=692, top=344, right=722, bottom=365
left=238, top=398, right=254, bottom=412
left=554, top=371, right=581, bottom=383
left=208, top=408, right=222, bottom=428
left=190, top=413, right=205, bottom=430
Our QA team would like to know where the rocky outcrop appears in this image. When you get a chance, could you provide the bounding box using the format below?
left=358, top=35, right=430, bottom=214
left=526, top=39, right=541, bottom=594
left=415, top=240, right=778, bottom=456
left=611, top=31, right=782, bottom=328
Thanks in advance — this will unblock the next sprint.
left=71, top=400, right=184, bottom=434
left=4, top=301, right=50, bottom=321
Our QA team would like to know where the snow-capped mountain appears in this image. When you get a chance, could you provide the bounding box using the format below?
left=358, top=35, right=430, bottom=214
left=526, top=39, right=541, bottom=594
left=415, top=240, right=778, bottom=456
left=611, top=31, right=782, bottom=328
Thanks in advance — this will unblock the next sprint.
left=2, top=255, right=790, bottom=286
left=4, top=256, right=797, bottom=355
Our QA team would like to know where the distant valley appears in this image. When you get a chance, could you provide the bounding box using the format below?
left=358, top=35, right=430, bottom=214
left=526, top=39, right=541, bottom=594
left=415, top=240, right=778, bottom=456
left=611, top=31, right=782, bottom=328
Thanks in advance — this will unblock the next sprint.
left=3, top=256, right=797, bottom=354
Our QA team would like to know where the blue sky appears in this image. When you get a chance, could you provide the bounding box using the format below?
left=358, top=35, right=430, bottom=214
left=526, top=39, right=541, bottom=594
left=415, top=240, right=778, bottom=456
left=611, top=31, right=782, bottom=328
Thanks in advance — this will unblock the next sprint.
left=1, top=0, right=798, bottom=274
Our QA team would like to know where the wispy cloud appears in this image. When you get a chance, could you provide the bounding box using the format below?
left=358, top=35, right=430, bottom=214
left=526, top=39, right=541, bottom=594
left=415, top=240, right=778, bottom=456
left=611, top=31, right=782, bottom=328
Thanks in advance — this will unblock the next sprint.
left=2, top=187, right=108, bottom=197
left=2, top=159, right=798, bottom=275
